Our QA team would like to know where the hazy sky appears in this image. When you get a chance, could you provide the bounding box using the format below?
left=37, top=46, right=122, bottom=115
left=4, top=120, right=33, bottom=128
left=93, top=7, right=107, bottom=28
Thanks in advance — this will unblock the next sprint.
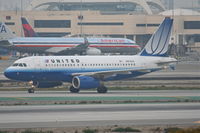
left=0, top=0, right=199, bottom=11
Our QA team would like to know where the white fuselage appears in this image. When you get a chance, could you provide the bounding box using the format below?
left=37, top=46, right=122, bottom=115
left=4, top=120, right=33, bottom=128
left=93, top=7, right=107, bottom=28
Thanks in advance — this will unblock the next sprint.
left=4, top=55, right=176, bottom=82
left=6, top=37, right=140, bottom=55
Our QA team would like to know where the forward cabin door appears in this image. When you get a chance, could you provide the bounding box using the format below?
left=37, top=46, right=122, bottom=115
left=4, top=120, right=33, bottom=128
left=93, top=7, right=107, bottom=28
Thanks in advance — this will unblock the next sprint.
left=34, top=58, right=46, bottom=80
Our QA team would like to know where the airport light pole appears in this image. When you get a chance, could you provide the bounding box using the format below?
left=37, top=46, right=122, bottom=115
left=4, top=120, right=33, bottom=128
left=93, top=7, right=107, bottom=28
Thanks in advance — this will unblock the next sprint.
left=79, top=0, right=83, bottom=37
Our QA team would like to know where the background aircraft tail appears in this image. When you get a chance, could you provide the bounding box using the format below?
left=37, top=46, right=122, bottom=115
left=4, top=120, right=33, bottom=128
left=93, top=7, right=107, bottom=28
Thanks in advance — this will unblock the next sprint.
left=0, top=22, right=15, bottom=40
left=139, top=17, right=173, bottom=57
left=21, top=17, right=38, bottom=37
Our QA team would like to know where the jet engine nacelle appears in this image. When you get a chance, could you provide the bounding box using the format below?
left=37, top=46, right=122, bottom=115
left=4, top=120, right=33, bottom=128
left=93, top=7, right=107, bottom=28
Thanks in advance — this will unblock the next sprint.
left=86, top=47, right=101, bottom=55
left=33, top=81, right=62, bottom=88
left=72, top=76, right=100, bottom=89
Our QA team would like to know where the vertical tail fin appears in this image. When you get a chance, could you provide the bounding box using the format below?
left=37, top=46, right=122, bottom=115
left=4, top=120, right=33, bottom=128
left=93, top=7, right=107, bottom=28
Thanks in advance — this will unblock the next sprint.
left=0, top=22, right=15, bottom=40
left=21, top=17, right=38, bottom=37
left=139, top=17, right=173, bottom=57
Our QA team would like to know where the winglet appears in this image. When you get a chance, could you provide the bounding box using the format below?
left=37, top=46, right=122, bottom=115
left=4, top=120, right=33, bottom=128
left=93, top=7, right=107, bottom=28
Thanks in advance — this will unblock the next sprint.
left=21, top=17, right=38, bottom=37
left=139, top=17, right=173, bottom=57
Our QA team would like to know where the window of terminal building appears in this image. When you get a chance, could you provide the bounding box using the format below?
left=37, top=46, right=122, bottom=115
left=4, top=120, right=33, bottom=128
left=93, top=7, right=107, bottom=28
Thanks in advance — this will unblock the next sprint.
left=5, top=22, right=15, bottom=25
left=34, top=20, right=71, bottom=28
left=136, top=24, right=159, bottom=27
left=184, top=21, right=200, bottom=29
left=78, top=22, right=123, bottom=26
left=136, top=24, right=146, bottom=27
left=147, top=24, right=160, bottom=27
left=6, top=16, right=11, bottom=20
left=34, top=2, right=146, bottom=14
left=37, top=32, right=71, bottom=37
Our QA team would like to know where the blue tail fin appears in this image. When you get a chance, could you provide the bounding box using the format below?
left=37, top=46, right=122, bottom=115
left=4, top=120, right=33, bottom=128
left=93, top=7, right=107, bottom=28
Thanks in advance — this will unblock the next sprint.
left=21, top=17, right=38, bottom=37
left=139, top=17, right=173, bottom=57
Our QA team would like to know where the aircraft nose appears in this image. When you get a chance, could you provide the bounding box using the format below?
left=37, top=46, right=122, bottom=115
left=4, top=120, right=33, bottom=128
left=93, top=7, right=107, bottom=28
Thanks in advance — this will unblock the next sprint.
left=4, top=68, right=17, bottom=80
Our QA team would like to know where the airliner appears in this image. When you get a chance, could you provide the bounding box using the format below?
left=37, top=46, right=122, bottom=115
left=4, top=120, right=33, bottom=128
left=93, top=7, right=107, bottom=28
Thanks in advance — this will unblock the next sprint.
left=4, top=17, right=176, bottom=93
left=0, top=18, right=140, bottom=55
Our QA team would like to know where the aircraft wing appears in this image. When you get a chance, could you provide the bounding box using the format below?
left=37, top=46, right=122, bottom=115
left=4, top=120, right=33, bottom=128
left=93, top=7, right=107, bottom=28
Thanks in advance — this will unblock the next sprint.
left=71, top=67, right=153, bottom=79
left=51, top=37, right=90, bottom=55
left=46, top=44, right=86, bottom=55
left=71, top=58, right=177, bottom=79
left=73, top=37, right=90, bottom=49
left=53, top=45, right=86, bottom=55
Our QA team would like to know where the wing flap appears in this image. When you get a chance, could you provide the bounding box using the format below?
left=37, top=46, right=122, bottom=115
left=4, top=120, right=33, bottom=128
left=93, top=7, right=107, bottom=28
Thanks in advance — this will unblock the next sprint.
left=54, top=37, right=89, bottom=55
left=71, top=67, right=152, bottom=79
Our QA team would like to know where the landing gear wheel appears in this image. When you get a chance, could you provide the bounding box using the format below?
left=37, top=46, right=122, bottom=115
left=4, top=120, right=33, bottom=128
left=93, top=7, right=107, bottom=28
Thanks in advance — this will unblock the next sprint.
left=97, top=86, right=107, bottom=93
left=28, top=88, right=35, bottom=93
left=69, top=86, right=80, bottom=93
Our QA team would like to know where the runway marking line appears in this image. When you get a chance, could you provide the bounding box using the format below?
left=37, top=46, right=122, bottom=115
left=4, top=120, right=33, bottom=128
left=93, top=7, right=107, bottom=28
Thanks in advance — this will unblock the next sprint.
left=13, top=97, right=30, bottom=100
left=0, top=96, right=200, bottom=102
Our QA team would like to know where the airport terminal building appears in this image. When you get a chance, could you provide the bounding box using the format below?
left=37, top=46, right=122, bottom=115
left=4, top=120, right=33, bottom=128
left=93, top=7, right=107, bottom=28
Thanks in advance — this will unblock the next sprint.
left=0, top=0, right=200, bottom=55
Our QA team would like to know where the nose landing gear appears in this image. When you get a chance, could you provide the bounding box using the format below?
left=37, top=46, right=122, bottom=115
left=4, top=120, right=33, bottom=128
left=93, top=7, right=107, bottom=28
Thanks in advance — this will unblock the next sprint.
left=27, top=81, right=37, bottom=93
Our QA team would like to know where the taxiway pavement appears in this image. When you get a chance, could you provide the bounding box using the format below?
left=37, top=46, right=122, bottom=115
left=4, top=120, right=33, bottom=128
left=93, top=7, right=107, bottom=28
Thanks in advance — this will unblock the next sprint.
left=0, top=103, right=200, bottom=128
left=1, top=90, right=200, bottom=97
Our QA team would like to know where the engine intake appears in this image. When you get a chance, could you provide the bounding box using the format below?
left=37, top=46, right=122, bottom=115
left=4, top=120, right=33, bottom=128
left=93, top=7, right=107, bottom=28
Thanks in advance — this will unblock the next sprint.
left=72, top=76, right=100, bottom=89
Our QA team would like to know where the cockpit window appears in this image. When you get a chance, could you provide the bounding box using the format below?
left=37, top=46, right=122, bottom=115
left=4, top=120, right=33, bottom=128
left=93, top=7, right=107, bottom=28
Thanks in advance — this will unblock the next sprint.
left=23, top=63, right=27, bottom=67
left=12, top=63, right=19, bottom=66
left=19, top=63, right=23, bottom=67
left=12, top=63, right=27, bottom=67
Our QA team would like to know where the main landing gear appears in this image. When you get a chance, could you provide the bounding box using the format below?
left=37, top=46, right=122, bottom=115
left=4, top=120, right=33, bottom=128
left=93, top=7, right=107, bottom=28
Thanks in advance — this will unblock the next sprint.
left=97, top=86, right=108, bottom=93
left=69, top=86, right=80, bottom=93
left=69, top=85, right=108, bottom=93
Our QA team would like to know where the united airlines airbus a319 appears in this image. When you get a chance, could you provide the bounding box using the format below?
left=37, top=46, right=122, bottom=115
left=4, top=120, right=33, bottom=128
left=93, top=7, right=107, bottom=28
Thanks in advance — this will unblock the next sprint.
left=0, top=18, right=140, bottom=55
left=4, top=17, right=176, bottom=93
